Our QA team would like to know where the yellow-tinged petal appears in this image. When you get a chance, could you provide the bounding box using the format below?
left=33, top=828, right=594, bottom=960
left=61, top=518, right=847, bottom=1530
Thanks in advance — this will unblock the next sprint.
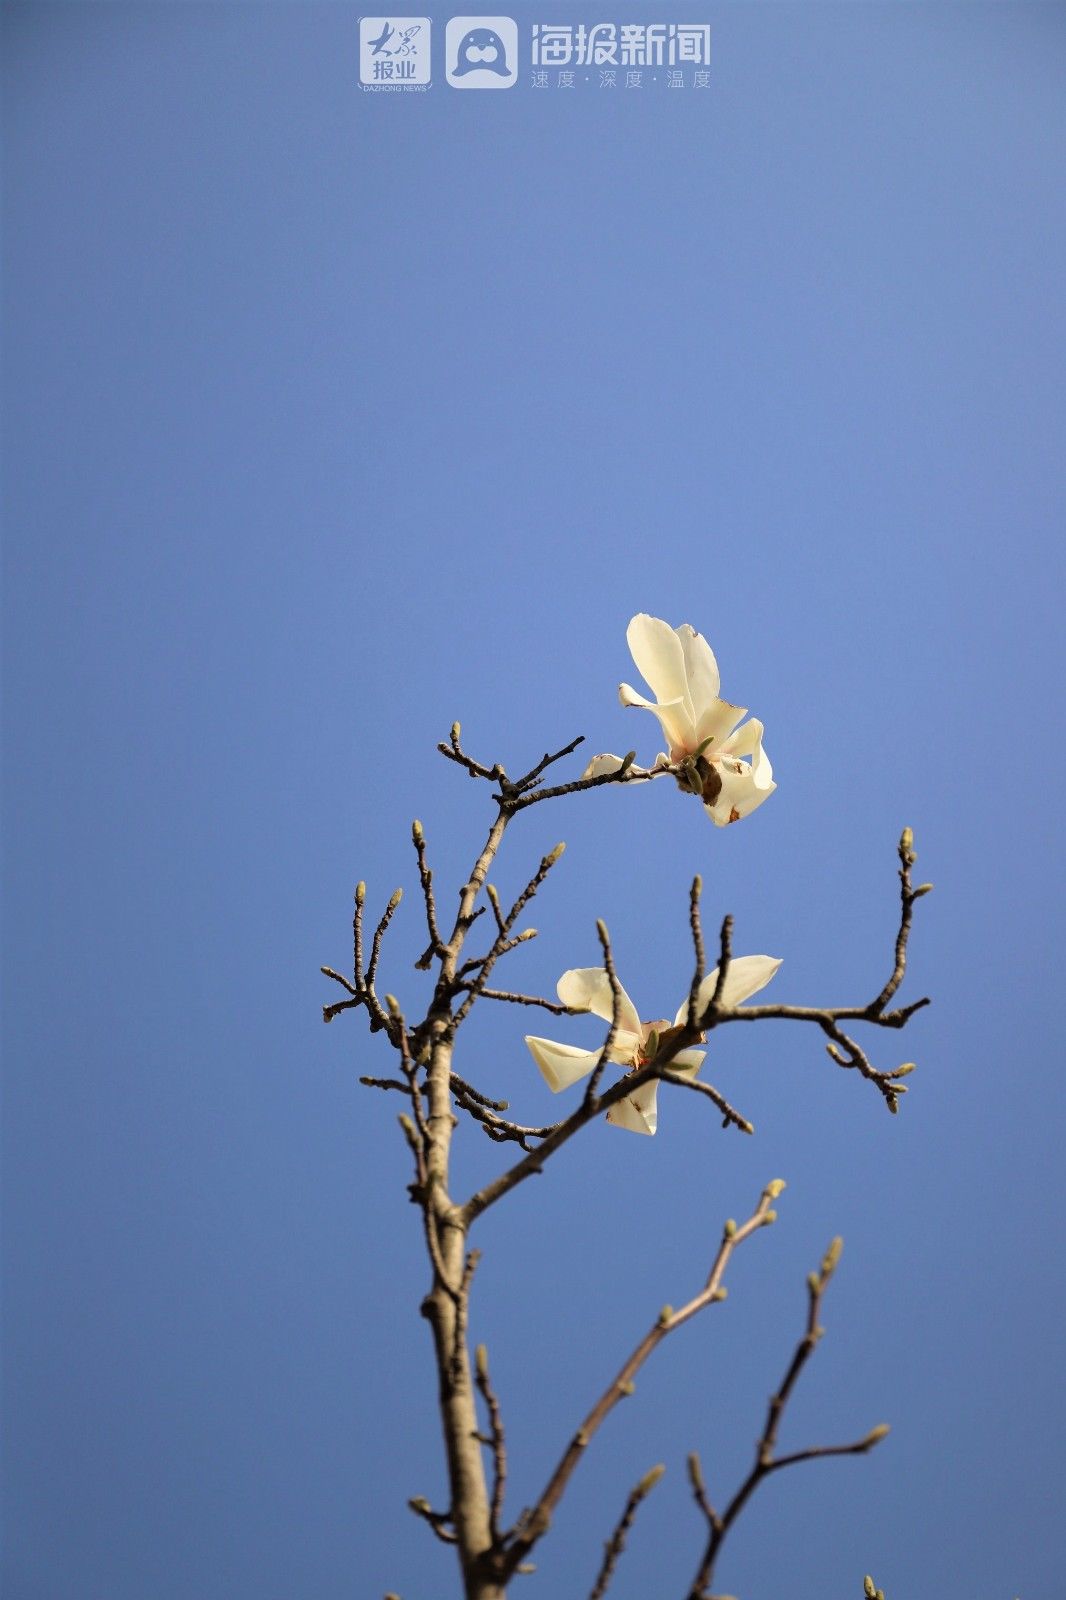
left=626, top=614, right=691, bottom=711
left=675, top=622, right=721, bottom=711
left=678, top=956, right=782, bottom=1024
left=525, top=1037, right=601, bottom=1093
left=618, top=683, right=696, bottom=756
left=606, top=1077, right=659, bottom=1135
left=556, top=967, right=643, bottom=1041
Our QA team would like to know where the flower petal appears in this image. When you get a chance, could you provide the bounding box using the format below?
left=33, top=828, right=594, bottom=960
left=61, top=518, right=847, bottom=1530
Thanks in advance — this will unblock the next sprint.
left=556, top=967, right=643, bottom=1040
left=718, top=716, right=764, bottom=760
left=626, top=614, right=691, bottom=711
left=525, top=1036, right=601, bottom=1093
left=665, top=1048, right=706, bottom=1075
left=679, top=955, right=782, bottom=1024
left=695, top=698, right=748, bottom=750
left=580, top=752, right=650, bottom=780
left=606, top=1077, right=659, bottom=1135
left=703, top=729, right=775, bottom=826
left=618, top=683, right=696, bottom=755
left=675, top=623, right=721, bottom=713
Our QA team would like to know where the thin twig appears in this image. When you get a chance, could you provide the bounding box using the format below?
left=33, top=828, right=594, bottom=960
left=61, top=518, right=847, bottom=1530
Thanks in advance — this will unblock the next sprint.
left=411, top=820, right=446, bottom=970
left=584, top=919, right=623, bottom=1105
left=474, top=1343, right=508, bottom=1540
left=685, top=1238, right=890, bottom=1599
left=587, top=1464, right=665, bottom=1600
left=499, top=1181, right=784, bottom=1579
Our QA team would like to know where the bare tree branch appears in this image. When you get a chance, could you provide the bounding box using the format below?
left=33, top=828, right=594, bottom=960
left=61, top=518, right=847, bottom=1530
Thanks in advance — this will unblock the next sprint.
left=587, top=1463, right=665, bottom=1600
left=684, top=1238, right=890, bottom=1599
left=474, top=1344, right=508, bottom=1542
left=498, top=1180, right=785, bottom=1580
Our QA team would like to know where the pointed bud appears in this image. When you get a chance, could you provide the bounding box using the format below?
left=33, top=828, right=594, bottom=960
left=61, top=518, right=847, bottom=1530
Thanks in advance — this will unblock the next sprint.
left=638, top=1463, right=666, bottom=1495
left=892, top=1062, right=916, bottom=1077
left=913, top=882, right=934, bottom=896
left=900, top=827, right=913, bottom=852
left=724, top=1218, right=737, bottom=1238
left=807, top=1272, right=820, bottom=1294
left=692, top=873, right=703, bottom=896
left=546, top=842, right=566, bottom=865
left=766, top=1178, right=787, bottom=1198
left=761, top=1209, right=778, bottom=1226
left=355, top=881, right=366, bottom=904
left=475, top=1344, right=489, bottom=1382
left=619, top=750, right=637, bottom=774
left=451, top=721, right=461, bottom=743
left=864, top=1579, right=877, bottom=1598
left=864, top=1423, right=891, bottom=1446
left=596, top=918, right=609, bottom=942
left=412, top=819, right=424, bottom=844
left=516, top=928, right=537, bottom=943
left=486, top=883, right=501, bottom=909
left=388, top=888, right=403, bottom=910
left=821, top=1236, right=844, bottom=1276
left=658, top=1304, right=674, bottom=1326
left=384, top=994, right=401, bottom=1018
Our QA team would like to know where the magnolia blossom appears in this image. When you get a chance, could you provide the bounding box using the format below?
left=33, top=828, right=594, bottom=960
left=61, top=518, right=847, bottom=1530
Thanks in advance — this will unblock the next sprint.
left=582, top=614, right=776, bottom=826
left=525, top=954, right=781, bottom=1135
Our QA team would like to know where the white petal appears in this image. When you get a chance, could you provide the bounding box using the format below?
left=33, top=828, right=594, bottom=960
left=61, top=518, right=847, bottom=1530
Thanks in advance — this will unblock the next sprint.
left=695, top=698, right=747, bottom=750
left=557, top=967, right=643, bottom=1038
left=525, top=1036, right=601, bottom=1093
left=680, top=956, right=782, bottom=1023
left=606, top=1077, right=659, bottom=1135
left=703, top=734, right=776, bottom=827
left=580, top=752, right=650, bottom=780
left=718, top=716, right=764, bottom=761
left=626, top=614, right=691, bottom=711
left=675, top=623, right=721, bottom=713
left=664, top=1048, right=705, bottom=1076
left=618, top=682, right=696, bottom=755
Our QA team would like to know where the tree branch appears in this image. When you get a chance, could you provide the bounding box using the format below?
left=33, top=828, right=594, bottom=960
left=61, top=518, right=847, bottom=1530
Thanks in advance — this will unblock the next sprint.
left=587, top=1464, right=665, bottom=1600
left=685, top=1238, right=890, bottom=1599
left=498, top=1180, right=785, bottom=1580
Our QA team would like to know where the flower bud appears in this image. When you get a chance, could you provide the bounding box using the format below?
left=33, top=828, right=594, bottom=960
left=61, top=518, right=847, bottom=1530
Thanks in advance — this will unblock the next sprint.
left=546, top=841, right=566, bottom=865
left=766, top=1178, right=787, bottom=1198
left=864, top=1423, right=891, bottom=1446
left=638, top=1464, right=666, bottom=1495
left=355, top=881, right=366, bottom=904
left=388, top=887, right=403, bottom=910
left=412, top=819, right=424, bottom=844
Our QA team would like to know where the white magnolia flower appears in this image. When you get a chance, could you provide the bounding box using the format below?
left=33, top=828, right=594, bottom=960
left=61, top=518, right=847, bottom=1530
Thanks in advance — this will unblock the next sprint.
left=525, top=954, right=781, bottom=1135
left=582, top=614, right=776, bottom=826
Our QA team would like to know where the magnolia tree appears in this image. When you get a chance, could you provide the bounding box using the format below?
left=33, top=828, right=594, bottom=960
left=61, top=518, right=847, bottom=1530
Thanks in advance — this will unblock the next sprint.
left=322, top=615, right=929, bottom=1600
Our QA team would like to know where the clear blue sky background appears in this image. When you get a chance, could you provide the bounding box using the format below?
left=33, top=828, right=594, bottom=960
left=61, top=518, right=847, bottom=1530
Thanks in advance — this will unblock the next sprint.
left=3, top=4, right=1064, bottom=1598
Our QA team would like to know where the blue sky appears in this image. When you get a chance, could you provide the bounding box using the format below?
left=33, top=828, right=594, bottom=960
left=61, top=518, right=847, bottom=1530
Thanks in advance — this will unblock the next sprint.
left=3, top=4, right=1065, bottom=1598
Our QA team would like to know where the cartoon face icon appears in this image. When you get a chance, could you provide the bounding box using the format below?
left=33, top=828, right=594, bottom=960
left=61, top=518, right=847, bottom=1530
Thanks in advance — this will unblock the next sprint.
left=452, top=26, right=512, bottom=77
